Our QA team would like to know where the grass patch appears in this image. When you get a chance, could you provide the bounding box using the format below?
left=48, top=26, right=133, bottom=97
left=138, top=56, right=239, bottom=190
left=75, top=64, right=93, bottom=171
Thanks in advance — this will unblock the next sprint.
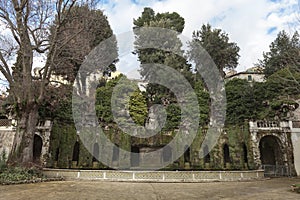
left=291, top=184, right=300, bottom=193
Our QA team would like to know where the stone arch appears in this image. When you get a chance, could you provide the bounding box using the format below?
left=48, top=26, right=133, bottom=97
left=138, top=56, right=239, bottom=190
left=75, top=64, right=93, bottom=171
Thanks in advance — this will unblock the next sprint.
left=242, top=142, right=248, bottom=166
left=54, top=148, right=60, bottom=161
left=184, top=145, right=190, bottom=163
left=92, top=143, right=99, bottom=162
left=259, top=135, right=284, bottom=166
left=130, top=146, right=139, bottom=167
left=72, top=141, right=80, bottom=166
left=112, top=144, right=119, bottom=163
left=163, top=145, right=172, bottom=162
left=203, top=145, right=210, bottom=163
left=223, top=143, right=230, bottom=167
left=33, top=134, right=43, bottom=162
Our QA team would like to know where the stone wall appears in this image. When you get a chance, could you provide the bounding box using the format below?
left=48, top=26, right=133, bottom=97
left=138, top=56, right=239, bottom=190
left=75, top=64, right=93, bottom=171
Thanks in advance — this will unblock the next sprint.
left=0, top=128, right=16, bottom=160
left=35, top=118, right=300, bottom=178
left=0, top=120, right=51, bottom=165
left=290, top=121, right=300, bottom=175
left=249, top=121, right=296, bottom=176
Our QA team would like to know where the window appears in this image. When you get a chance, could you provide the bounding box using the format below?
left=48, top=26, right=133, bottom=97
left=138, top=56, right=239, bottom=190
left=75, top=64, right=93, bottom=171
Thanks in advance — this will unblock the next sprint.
left=247, top=75, right=252, bottom=81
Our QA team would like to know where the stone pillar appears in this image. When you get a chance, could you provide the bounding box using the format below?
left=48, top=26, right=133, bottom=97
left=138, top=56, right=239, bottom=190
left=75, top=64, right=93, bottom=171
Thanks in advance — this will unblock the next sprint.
left=291, top=129, right=300, bottom=175
left=249, top=121, right=261, bottom=168
left=0, top=129, right=16, bottom=160
left=37, top=120, right=52, bottom=166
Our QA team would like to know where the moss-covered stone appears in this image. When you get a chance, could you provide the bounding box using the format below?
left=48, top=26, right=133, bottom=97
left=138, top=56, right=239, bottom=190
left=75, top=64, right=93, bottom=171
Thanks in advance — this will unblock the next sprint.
left=48, top=120, right=258, bottom=171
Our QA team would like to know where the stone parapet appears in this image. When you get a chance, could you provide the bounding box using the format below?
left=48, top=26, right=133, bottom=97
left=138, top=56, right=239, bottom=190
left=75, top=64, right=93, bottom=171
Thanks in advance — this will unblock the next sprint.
left=42, top=169, right=264, bottom=182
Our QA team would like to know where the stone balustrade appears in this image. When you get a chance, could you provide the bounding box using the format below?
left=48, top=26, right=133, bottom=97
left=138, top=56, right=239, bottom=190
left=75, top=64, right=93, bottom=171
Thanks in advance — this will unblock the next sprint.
left=42, top=169, right=264, bottom=182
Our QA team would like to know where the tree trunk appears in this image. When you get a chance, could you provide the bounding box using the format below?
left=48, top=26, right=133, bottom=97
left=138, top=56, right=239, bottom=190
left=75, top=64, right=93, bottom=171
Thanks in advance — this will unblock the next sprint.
left=8, top=103, right=39, bottom=167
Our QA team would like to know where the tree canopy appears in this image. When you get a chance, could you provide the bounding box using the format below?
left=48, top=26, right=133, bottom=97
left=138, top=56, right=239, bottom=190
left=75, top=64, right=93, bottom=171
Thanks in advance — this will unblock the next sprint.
left=51, top=5, right=115, bottom=83
left=133, top=7, right=185, bottom=33
left=260, top=30, right=300, bottom=78
left=225, top=70, right=300, bottom=125
left=188, top=24, right=240, bottom=76
left=0, top=0, right=114, bottom=165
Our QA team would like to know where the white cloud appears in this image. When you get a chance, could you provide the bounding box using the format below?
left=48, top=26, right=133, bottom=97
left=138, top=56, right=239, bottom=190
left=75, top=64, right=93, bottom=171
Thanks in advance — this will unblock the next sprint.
left=100, top=0, right=300, bottom=74
left=1, top=0, right=298, bottom=88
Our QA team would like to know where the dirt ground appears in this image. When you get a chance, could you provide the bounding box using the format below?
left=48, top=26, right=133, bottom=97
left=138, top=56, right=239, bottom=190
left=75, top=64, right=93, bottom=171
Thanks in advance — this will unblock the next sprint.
left=0, top=177, right=300, bottom=200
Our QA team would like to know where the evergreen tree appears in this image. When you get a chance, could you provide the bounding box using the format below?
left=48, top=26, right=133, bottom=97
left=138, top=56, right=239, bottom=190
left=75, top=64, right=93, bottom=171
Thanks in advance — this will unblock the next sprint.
left=188, top=24, right=240, bottom=77
left=96, top=75, right=148, bottom=127
left=260, top=30, right=300, bottom=78
left=133, top=7, right=195, bottom=130
left=51, top=5, right=116, bottom=84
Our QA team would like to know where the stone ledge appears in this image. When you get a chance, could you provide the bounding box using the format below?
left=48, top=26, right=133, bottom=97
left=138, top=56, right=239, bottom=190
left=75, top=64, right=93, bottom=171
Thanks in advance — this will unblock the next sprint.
left=42, top=168, right=264, bottom=182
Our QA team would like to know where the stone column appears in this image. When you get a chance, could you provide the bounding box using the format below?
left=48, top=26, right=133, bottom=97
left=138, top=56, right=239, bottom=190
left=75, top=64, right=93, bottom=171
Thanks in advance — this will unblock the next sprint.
left=291, top=128, right=300, bottom=176
left=249, top=121, right=261, bottom=168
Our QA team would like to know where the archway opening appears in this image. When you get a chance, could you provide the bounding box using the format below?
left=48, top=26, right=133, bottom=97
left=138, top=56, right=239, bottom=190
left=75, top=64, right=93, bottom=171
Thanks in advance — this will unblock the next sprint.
left=203, top=145, right=210, bottom=163
left=112, top=144, right=119, bottom=163
left=54, top=148, right=60, bottom=161
left=33, top=134, right=43, bottom=162
left=184, top=145, right=190, bottom=163
left=92, top=143, right=99, bottom=162
left=130, top=146, right=139, bottom=167
left=223, top=144, right=230, bottom=167
left=72, top=141, right=80, bottom=166
left=163, top=145, right=172, bottom=162
left=242, top=143, right=248, bottom=165
left=259, top=135, right=283, bottom=166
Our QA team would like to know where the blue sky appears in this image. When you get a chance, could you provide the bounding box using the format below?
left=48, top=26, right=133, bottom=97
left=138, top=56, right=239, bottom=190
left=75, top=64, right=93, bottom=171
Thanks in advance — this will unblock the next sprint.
left=98, top=0, right=300, bottom=73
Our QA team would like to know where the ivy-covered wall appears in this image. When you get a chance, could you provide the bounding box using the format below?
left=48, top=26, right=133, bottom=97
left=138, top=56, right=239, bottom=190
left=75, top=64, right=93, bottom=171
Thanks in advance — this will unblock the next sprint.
left=47, top=121, right=256, bottom=170
left=47, top=122, right=94, bottom=169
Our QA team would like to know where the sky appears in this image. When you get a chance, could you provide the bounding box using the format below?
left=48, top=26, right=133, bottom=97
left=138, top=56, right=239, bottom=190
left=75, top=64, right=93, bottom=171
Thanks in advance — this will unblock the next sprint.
left=98, top=0, right=300, bottom=73
left=0, top=0, right=299, bottom=91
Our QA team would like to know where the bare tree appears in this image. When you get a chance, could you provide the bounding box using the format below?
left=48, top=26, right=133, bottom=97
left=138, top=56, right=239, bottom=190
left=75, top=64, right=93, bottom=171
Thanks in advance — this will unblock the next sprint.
left=0, top=0, right=104, bottom=166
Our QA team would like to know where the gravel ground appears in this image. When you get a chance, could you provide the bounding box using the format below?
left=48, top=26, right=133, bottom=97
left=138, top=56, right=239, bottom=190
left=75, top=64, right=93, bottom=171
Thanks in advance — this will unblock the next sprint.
left=0, top=177, right=300, bottom=200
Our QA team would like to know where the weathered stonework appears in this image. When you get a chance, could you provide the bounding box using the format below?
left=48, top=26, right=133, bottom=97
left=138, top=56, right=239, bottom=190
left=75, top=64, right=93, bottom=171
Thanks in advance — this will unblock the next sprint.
left=249, top=121, right=296, bottom=175
left=0, top=126, right=16, bottom=160
left=290, top=100, right=300, bottom=175
left=35, top=120, right=52, bottom=165
left=0, top=119, right=51, bottom=165
left=1, top=117, right=300, bottom=177
left=42, top=168, right=265, bottom=182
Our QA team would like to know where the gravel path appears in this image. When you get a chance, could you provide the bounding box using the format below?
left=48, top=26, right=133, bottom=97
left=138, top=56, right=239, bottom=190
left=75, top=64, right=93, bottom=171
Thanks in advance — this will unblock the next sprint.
left=0, top=177, right=299, bottom=200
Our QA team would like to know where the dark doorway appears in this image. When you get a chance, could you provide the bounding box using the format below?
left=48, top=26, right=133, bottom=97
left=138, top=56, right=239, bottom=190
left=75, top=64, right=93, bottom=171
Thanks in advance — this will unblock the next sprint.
left=203, top=145, right=210, bottom=163
left=184, top=145, right=190, bottom=163
left=112, top=145, right=119, bottom=162
left=259, top=135, right=283, bottom=165
left=223, top=144, right=230, bottom=167
left=33, top=134, right=43, bottom=162
left=92, top=143, right=99, bottom=162
left=242, top=143, right=248, bottom=164
left=163, top=146, right=172, bottom=162
left=72, top=141, right=80, bottom=166
left=54, top=148, right=60, bottom=161
left=131, top=146, right=139, bottom=167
